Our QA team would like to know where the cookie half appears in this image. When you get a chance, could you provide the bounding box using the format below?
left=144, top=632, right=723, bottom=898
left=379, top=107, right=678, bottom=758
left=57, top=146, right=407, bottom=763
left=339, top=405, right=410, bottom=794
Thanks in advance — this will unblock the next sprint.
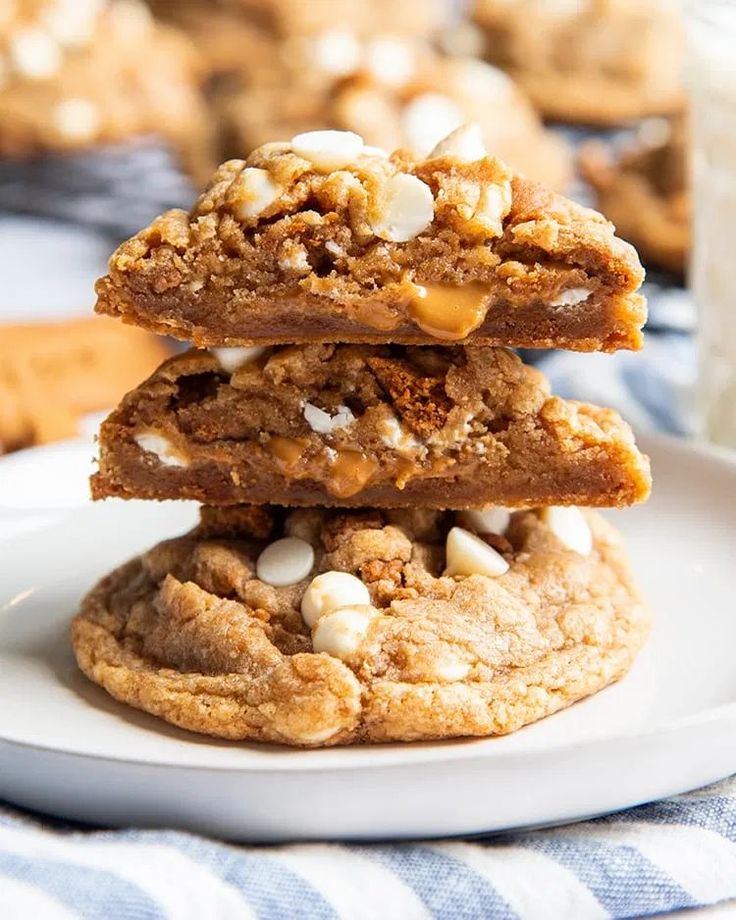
left=90, top=344, right=651, bottom=509
left=72, top=504, right=651, bottom=747
left=95, top=127, right=645, bottom=352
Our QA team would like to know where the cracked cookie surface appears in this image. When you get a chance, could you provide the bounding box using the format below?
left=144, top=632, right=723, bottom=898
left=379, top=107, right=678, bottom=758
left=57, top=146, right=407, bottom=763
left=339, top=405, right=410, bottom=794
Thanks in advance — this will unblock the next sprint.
left=91, top=344, right=651, bottom=508
left=72, top=505, right=650, bottom=746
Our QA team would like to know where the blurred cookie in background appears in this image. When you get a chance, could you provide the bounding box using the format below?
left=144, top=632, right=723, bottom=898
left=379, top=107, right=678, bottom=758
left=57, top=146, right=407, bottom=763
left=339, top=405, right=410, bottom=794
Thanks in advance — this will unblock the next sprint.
left=217, top=40, right=571, bottom=190
left=146, top=0, right=447, bottom=79
left=468, top=0, right=684, bottom=125
left=0, top=0, right=214, bottom=233
left=0, top=317, right=170, bottom=454
left=581, top=116, right=689, bottom=275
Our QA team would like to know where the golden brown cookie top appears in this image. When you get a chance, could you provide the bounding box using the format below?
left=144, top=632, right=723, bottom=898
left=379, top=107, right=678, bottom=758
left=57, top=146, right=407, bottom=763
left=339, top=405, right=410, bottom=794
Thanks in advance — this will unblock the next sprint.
left=72, top=505, right=650, bottom=745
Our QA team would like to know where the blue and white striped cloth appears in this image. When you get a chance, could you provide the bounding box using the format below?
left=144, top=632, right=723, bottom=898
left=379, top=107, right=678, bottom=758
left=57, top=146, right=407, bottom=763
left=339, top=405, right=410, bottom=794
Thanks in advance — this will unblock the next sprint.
left=3, top=774, right=736, bottom=919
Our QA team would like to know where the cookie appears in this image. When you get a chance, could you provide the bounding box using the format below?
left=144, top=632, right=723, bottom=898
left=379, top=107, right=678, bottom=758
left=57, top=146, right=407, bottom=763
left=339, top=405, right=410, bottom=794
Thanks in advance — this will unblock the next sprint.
left=220, top=49, right=571, bottom=192
left=91, top=344, right=651, bottom=509
left=581, top=117, right=688, bottom=275
left=0, top=317, right=170, bottom=454
left=95, top=126, right=645, bottom=352
left=0, top=0, right=213, bottom=180
left=147, top=0, right=445, bottom=78
left=72, top=504, right=650, bottom=746
left=470, top=0, right=684, bottom=125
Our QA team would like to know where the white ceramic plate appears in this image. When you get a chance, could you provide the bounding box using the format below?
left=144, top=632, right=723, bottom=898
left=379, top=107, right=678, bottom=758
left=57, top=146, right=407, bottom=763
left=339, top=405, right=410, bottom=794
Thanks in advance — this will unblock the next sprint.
left=1, top=433, right=736, bottom=842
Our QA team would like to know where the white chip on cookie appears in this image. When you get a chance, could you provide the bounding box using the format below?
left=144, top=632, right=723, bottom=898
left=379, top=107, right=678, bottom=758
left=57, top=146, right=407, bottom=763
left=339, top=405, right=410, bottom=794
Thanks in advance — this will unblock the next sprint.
left=403, top=93, right=464, bottom=157
left=10, top=28, right=61, bottom=79
left=371, top=173, right=434, bottom=242
left=540, top=507, right=593, bottom=556
left=301, top=571, right=370, bottom=627
left=429, top=124, right=487, bottom=162
left=432, top=653, right=471, bottom=682
left=311, top=27, right=362, bottom=76
left=444, top=526, right=509, bottom=578
left=256, top=537, right=315, bottom=587
left=550, top=287, right=592, bottom=308
left=312, top=604, right=377, bottom=659
left=291, top=130, right=364, bottom=172
left=134, top=431, right=188, bottom=468
left=53, top=98, right=100, bottom=142
left=234, top=168, right=281, bottom=219
left=302, top=402, right=356, bottom=435
left=211, top=346, right=265, bottom=374
left=365, top=37, right=415, bottom=87
left=457, top=507, right=511, bottom=536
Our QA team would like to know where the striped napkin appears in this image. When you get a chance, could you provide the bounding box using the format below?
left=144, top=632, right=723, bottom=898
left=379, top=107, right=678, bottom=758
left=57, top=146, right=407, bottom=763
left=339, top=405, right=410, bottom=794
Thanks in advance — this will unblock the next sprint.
left=2, top=775, right=736, bottom=919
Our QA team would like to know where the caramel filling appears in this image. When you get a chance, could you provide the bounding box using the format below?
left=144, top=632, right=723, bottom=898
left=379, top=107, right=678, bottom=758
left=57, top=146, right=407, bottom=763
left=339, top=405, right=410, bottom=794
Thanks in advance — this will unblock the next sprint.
left=327, top=449, right=378, bottom=498
left=267, top=436, right=310, bottom=474
left=409, top=282, right=491, bottom=340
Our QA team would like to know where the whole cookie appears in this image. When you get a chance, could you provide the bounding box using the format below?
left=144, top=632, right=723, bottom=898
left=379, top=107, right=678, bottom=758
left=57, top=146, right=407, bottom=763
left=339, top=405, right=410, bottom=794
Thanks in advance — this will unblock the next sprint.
left=72, top=505, right=650, bottom=746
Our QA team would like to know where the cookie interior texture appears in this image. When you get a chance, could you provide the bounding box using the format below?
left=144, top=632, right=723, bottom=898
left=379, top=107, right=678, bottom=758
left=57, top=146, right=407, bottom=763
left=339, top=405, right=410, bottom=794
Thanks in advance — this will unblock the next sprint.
left=91, top=344, right=651, bottom=508
left=72, top=505, right=650, bottom=747
left=95, top=138, right=645, bottom=351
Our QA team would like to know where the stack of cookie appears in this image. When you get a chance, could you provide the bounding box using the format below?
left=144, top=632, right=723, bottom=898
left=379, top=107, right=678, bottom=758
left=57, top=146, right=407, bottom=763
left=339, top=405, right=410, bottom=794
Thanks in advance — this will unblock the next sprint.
left=73, top=125, right=652, bottom=747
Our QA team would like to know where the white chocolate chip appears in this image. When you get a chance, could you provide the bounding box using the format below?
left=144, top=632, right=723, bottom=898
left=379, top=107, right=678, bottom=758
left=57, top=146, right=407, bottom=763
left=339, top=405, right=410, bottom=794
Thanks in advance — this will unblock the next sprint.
left=312, top=605, right=377, bottom=659
left=474, top=181, right=512, bottom=236
left=361, top=145, right=389, bottom=158
left=429, top=124, right=487, bottom=162
left=365, top=36, right=415, bottom=86
left=301, top=571, right=370, bottom=627
left=402, top=93, right=465, bottom=157
left=379, top=415, right=421, bottom=455
left=234, top=168, right=281, bottom=220
left=53, top=98, right=100, bottom=142
left=371, top=173, right=434, bottom=242
left=458, top=59, right=514, bottom=98
left=291, top=130, right=364, bottom=172
left=42, top=1, right=100, bottom=48
left=134, top=432, right=188, bottom=468
left=325, top=239, right=346, bottom=258
left=550, top=287, right=592, bottom=308
left=432, top=653, right=471, bottom=682
left=10, top=28, right=61, bottom=79
left=294, top=724, right=344, bottom=745
left=211, top=346, right=265, bottom=374
left=457, top=507, right=511, bottom=536
left=278, top=243, right=311, bottom=274
left=303, top=402, right=356, bottom=435
left=311, top=27, right=362, bottom=76
left=444, top=526, right=509, bottom=578
left=540, top=507, right=593, bottom=556
left=256, top=537, right=315, bottom=587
